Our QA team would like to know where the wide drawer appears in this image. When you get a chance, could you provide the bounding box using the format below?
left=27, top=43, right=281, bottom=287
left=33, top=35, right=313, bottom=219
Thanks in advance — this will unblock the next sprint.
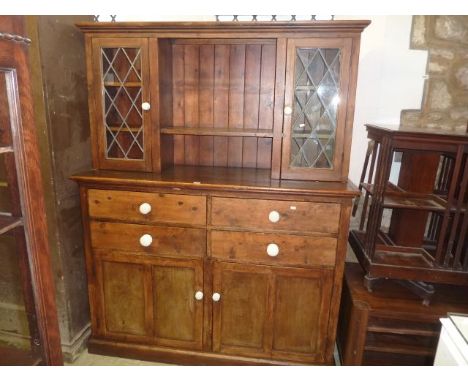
left=211, top=197, right=340, bottom=234
left=90, top=221, right=206, bottom=257
left=88, top=189, right=206, bottom=226
left=211, top=230, right=337, bottom=267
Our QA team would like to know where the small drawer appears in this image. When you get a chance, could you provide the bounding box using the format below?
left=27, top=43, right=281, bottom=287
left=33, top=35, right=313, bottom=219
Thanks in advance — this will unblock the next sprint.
left=211, top=230, right=337, bottom=267
left=88, top=189, right=206, bottom=226
left=90, top=221, right=206, bottom=257
left=211, top=197, right=340, bottom=234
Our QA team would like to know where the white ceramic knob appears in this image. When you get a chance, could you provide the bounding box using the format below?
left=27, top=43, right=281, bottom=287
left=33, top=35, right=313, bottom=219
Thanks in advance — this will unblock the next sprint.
left=212, top=292, right=221, bottom=302
left=267, top=243, right=279, bottom=257
left=194, top=291, right=204, bottom=301
left=139, top=234, right=153, bottom=247
left=284, top=106, right=293, bottom=115
left=142, top=102, right=151, bottom=111
left=139, top=202, right=152, bottom=215
left=268, top=210, right=280, bottom=223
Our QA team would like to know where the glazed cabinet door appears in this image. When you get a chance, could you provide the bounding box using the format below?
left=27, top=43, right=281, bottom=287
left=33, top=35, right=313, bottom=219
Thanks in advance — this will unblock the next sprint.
left=94, top=253, right=203, bottom=350
left=281, top=38, right=353, bottom=181
left=270, top=267, right=334, bottom=363
left=212, top=262, right=273, bottom=358
left=90, top=38, right=152, bottom=171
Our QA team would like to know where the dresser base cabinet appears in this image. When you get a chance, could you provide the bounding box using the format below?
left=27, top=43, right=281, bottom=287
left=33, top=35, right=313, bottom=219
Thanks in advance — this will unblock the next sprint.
left=73, top=168, right=357, bottom=365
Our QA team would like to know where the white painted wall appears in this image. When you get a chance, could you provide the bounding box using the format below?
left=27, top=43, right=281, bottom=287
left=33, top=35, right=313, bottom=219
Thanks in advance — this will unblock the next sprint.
left=110, top=15, right=428, bottom=185
left=335, top=15, right=428, bottom=185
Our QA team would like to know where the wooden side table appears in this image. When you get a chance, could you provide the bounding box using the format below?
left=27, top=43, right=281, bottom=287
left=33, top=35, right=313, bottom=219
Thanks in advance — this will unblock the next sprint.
left=337, top=263, right=468, bottom=365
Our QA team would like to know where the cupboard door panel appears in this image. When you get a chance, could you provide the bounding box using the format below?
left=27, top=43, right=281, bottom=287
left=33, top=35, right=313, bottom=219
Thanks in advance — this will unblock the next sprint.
left=271, top=268, right=333, bottom=362
left=100, top=260, right=149, bottom=337
left=96, top=254, right=203, bottom=349
left=152, top=258, right=203, bottom=350
left=212, top=262, right=272, bottom=358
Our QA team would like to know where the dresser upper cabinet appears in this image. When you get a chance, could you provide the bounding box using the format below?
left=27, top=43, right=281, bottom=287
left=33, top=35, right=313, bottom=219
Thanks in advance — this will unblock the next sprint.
left=82, top=22, right=367, bottom=181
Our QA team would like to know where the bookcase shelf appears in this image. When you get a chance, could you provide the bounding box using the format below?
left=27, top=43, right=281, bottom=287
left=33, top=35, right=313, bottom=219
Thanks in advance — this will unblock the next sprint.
left=0, top=145, right=13, bottom=154
left=0, top=346, right=41, bottom=366
left=361, top=182, right=449, bottom=212
left=0, top=215, right=23, bottom=235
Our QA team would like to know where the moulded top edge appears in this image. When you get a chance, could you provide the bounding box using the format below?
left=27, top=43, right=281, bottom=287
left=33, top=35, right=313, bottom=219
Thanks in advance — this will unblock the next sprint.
left=76, top=20, right=371, bottom=33
left=365, top=123, right=468, bottom=139
left=71, top=169, right=360, bottom=198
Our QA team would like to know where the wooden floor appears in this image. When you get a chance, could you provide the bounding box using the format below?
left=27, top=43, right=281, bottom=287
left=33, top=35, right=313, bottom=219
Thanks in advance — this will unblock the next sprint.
left=0, top=345, right=41, bottom=366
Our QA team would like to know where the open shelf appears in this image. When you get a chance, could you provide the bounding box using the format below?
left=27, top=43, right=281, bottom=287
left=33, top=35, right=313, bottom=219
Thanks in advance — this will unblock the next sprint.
left=361, top=182, right=449, bottom=212
left=0, top=346, right=41, bottom=366
left=364, top=332, right=436, bottom=357
left=160, top=127, right=274, bottom=138
left=0, top=145, right=13, bottom=154
left=349, top=229, right=468, bottom=284
left=351, top=230, right=436, bottom=269
left=374, top=247, right=434, bottom=268
left=0, top=215, right=23, bottom=235
left=367, top=317, right=439, bottom=337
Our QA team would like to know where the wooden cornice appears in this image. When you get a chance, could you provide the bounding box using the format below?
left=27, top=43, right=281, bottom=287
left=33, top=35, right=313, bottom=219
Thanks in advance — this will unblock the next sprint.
left=77, top=20, right=371, bottom=34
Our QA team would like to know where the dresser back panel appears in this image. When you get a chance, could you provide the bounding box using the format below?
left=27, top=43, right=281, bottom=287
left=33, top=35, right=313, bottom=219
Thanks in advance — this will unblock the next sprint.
left=159, top=39, right=276, bottom=169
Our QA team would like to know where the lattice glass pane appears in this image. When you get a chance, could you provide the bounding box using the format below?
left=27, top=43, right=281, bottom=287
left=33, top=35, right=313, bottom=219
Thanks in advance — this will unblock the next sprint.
left=290, top=47, right=340, bottom=169
left=101, top=47, right=144, bottom=160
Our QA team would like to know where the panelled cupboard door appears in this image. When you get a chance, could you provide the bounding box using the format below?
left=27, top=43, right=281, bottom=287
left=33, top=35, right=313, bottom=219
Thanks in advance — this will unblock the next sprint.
left=96, top=256, right=151, bottom=342
left=281, top=38, right=352, bottom=181
left=95, top=254, right=203, bottom=350
left=212, top=262, right=333, bottom=362
left=270, top=267, right=334, bottom=363
left=151, top=257, right=204, bottom=350
left=90, top=38, right=152, bottom=171
left=212, top=262, right=273, bottom=358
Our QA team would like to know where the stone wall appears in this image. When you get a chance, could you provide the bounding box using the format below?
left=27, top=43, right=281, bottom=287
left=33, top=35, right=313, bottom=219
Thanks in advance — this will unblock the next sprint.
left=401, top=16, right=468, bottom=131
